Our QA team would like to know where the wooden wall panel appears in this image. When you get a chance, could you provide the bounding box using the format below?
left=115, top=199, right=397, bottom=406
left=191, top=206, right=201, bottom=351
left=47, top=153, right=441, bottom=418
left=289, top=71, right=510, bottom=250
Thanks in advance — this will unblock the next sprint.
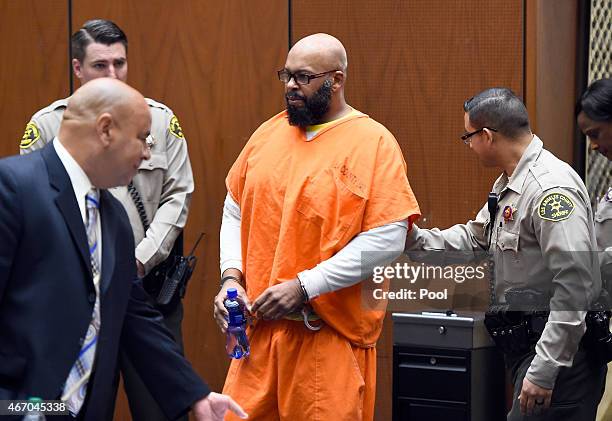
left=0, top=0, right=69, bottom=158
left=293, top=0, right=523, bottom=229
left=70, top=1, right=288, bottom=419
left=292, top=1, right=524, bottom=419
left=525, top=0, right=578, bottom=164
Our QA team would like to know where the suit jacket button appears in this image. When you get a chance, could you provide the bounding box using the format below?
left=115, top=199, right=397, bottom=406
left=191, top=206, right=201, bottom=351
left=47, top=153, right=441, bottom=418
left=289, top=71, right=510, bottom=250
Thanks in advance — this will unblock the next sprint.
left=88, top=293, right=96, bottom=303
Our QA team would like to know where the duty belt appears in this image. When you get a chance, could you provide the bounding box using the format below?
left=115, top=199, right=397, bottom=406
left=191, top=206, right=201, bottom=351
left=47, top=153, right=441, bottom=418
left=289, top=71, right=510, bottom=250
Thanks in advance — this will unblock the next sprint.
left=484, top=310, right=548, bottom=356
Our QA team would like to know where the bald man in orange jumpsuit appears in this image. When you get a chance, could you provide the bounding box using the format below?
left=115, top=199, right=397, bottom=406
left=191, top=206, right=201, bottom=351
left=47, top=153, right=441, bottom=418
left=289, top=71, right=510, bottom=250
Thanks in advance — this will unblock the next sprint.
left=214, top=33, right=421, bottom=421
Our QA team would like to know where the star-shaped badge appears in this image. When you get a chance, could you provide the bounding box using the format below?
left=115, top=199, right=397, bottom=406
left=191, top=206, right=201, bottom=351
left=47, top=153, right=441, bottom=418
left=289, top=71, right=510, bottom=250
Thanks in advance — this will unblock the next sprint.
left=503, top=204, right=517, bottom=223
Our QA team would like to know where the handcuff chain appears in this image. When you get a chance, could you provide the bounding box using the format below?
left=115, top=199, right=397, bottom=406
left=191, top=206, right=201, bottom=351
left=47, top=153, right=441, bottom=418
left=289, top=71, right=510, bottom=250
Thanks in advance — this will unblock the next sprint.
left=301, top=307, right=322, bottom=331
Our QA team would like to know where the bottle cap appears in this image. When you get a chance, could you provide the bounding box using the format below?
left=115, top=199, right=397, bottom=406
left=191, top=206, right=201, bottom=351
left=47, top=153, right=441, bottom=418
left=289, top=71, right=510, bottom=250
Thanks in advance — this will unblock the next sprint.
left=227, top=288, right=238, bottom=299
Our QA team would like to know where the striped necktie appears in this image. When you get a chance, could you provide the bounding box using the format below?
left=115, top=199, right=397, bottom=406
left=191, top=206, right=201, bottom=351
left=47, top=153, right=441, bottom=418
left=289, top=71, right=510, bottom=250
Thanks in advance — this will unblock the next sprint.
left=62, top=189, right=102, bottom=416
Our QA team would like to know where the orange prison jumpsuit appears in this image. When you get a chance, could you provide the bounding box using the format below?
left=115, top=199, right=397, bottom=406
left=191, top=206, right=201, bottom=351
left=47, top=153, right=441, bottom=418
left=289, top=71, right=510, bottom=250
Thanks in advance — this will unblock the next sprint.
left=223, top=109, right=420, bottom=420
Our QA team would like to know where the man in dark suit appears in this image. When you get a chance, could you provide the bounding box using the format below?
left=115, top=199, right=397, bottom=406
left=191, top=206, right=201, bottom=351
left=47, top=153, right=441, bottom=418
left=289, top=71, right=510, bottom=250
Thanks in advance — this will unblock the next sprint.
left=0, top=78, right=247, bottom=421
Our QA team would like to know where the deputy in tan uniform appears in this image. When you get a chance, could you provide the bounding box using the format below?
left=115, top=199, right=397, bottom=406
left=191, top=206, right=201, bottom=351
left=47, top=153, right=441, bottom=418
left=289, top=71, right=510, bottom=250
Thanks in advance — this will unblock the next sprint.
left=19, top=19, right=193, bottom=421
left=577, top=78, right=612, bottom=286
left=405, top=88, right=606, bottom=420
left=594, top=189, right=612, bottom=281
left=578, top=78, right=612, bottom=421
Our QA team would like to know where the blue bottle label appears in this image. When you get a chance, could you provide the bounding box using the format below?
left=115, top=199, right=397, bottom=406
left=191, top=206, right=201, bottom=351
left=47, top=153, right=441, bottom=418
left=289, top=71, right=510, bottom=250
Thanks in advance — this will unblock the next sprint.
left=225, top=299, right=245, bottom=326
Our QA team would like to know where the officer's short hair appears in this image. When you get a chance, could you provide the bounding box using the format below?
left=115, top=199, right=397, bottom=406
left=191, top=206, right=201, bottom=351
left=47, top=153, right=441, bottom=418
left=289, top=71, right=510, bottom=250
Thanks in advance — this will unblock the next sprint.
left=577, top=79, right=612, bottom=122
left=71, top=19, right=128, bottom=63
left=463, top=88, right=530, bottom=138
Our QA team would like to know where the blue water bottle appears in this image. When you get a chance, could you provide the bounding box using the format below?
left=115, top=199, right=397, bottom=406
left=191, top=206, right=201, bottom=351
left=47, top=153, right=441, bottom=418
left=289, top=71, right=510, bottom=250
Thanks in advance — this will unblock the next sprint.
left=224, top=288, right=250, bottom=359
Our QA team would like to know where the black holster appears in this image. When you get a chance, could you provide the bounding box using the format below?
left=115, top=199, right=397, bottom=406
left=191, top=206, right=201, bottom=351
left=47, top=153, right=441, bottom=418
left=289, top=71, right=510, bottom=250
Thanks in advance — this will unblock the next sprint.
left=485, top=288, right=549, bottom=356
left=583, top=294, right=612, bottom=365
left=484, top=308, right=547, bottom=356
left=142, top=233, right=184, bottom=314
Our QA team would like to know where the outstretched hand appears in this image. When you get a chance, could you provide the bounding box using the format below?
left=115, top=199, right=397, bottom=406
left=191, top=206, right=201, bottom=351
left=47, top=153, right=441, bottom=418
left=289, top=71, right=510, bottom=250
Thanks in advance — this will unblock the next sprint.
left=193, top=392, right=248, bottom=421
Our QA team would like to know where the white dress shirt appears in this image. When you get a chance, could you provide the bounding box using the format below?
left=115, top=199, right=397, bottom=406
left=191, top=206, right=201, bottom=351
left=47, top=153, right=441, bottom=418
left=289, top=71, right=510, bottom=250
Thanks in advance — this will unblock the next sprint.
left=53, top=137, right=103, bottom=273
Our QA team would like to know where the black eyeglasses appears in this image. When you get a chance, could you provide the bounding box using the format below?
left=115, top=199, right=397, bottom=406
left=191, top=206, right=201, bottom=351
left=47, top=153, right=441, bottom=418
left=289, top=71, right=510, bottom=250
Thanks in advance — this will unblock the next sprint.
left=277, top=69, right=338, bottom=85
left=460, top=127, right=498, bottom=144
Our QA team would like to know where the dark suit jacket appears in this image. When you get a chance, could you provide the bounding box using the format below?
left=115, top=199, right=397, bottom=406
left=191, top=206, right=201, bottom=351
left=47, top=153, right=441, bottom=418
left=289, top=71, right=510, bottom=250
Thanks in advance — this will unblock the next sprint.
left=0, top=143, right=209, bottom=420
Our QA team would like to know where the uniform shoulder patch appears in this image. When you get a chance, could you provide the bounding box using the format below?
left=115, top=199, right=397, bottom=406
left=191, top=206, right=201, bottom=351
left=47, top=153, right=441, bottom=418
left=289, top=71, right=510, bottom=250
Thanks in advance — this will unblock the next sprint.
left=20, top=122, right=41, bottom=149
left=538, top=192, right=575, bottom=222
left=169, top=115, right=184, bottom=139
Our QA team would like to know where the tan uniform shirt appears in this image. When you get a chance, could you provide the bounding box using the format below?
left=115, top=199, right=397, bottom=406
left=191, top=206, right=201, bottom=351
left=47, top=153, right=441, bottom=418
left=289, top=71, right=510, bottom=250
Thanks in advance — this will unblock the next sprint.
left=406, top=135, right=601, bottom=389
left=595, top=188, right=612, bottom=282
left=20, top=97, right=194, bottom=274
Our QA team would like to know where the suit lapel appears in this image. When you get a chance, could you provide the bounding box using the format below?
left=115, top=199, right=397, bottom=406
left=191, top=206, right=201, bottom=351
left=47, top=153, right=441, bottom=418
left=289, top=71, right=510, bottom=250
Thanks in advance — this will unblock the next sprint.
left=99, top=190, right=117, bottom=297
left=42, top=143, right=92, bottom=278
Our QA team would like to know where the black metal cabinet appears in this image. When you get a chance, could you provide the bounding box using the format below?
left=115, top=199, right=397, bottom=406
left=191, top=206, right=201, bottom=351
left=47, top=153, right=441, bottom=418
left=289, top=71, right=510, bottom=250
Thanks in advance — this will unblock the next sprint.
left=392, top=313, right=506, bottom=421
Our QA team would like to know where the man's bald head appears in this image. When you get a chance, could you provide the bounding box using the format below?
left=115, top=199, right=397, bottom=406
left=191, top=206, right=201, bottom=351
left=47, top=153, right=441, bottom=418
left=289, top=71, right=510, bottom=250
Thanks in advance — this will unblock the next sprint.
left=287, top=33, right=347, bottom=73
left=59, top=78, right=151, bottom=188
left=63, top=77, right=147, bottom=125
